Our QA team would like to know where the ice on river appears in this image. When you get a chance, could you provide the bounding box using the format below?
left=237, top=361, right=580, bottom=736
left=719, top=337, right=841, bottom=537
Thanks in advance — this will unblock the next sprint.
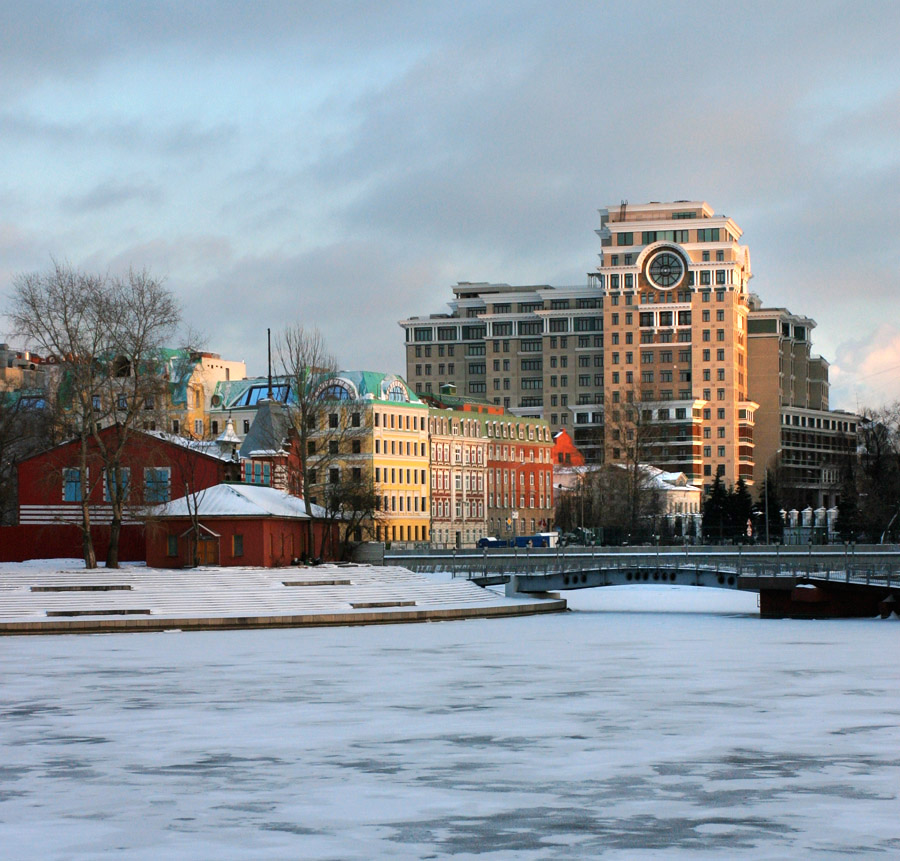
left=1, top=581, right=898, bottom=860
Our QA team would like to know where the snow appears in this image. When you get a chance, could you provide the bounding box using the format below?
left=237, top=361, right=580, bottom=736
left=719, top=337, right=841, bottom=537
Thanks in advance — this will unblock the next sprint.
left=0, top=565, right=897, bottom=859
left=152, top=483, right=328, bottom=519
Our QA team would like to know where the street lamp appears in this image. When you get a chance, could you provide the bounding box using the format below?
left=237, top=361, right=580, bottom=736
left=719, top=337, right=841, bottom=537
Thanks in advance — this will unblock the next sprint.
left=764, top=448, right=782, bottom=546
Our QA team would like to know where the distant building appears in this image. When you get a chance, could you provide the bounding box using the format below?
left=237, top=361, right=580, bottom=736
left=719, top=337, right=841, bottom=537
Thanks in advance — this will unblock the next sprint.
left=746, top=296, right=858, bottom=508
left=399, top=200, right=855, bottom=506
left=551, top=428, right=585, bottom=468
left=146, top=483, right=336, bottom=568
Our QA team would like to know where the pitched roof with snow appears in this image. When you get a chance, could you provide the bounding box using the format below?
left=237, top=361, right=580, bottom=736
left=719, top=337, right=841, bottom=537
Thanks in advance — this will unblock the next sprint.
left=152, top=483, right=328, bottom=519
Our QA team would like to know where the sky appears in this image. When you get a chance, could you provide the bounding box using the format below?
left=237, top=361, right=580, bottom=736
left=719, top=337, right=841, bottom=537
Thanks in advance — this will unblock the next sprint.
left=1, top=0, right=898, bottom=411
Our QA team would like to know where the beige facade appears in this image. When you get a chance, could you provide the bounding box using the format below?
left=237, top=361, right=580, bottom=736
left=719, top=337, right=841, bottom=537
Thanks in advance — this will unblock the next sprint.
left=746, top=299, right=857, bottom=508
left=400, top=200, right=856, bottom=499
left=589, top=201, right=757, bottom=489
left=400, top=283, right=606, bottom=461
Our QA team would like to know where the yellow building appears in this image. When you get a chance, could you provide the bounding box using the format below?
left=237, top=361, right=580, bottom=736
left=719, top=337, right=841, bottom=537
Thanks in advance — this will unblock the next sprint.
left=160, top=350, right=247, bottom=438
left=308, top=371, right=430, bottom=545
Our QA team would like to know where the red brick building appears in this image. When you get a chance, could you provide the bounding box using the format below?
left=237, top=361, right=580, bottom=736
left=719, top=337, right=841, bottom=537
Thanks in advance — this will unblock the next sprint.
left=551, top=428, right=586, bottom=468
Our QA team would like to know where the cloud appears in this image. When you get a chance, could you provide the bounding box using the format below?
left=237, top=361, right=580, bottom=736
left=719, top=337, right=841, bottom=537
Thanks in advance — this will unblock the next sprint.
left=61, top=179, right=163, bottom=213
left=1, top=0, right=899, bottom=414
left=831, top=325, right=900, bottom=410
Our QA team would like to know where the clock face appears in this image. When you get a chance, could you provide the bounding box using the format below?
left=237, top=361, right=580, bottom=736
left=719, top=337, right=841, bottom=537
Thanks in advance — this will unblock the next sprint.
left=647, top=251, right=685, bottom=289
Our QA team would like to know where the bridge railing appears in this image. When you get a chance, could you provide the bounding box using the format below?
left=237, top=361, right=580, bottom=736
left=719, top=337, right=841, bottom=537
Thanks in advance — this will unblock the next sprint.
left=384, top=546, right=900, bottom=587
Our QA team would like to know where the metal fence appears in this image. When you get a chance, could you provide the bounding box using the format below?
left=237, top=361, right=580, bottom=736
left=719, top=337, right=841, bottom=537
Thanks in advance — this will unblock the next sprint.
left=384, top=545, right=900, bottom=589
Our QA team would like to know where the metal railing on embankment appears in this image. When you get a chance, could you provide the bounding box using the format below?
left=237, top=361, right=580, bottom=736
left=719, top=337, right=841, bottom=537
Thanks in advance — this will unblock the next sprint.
left=384, top=545, right=900, bottom=590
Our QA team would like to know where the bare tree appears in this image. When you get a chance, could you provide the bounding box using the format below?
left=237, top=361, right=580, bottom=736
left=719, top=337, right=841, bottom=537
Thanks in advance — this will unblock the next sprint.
left=10, top=263, right=181, bottom=568
left=275, top=325, right=339, bottom=503
left=0, top=389, right=54, bottom=525
left=317, top=465, right=383, bottom=559
left=605, top=391, right=662, bottom=538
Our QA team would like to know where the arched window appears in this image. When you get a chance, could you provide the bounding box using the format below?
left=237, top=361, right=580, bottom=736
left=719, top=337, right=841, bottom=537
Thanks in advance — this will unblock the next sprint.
left=321, top=383, right=351, bottom=401
left=385, top=382, right=407, bottom=402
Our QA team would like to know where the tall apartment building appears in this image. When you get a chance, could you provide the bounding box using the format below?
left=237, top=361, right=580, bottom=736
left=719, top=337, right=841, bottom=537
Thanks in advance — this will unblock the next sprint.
left=590, top=201, right=757, bottom=488
left=400, top=283, right=606, bottom=460
left=400, top=200, right=859, bottom=501
left=747, top=298, right=857, bottom=508
left=401, top=201, right=756, bottom=486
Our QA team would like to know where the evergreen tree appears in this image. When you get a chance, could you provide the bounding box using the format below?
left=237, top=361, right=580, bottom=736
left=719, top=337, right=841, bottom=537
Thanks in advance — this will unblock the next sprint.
left=834, top=469, right=861, bottom=542
left=729, top=477, right=754, bottom=541
left=702, top=474, right=728, bottom=541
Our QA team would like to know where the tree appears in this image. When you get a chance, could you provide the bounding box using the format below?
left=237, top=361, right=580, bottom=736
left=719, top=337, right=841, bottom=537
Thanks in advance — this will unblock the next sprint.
left=0, top=389, right=55, bottom=525
left=758, top=473, right=784, bottom=543
left=275, top=325, right=339, bottom=504
left=728, top=477, right=754, bottom=542
left=834, top=468, right=861, bottom=542
left=605, top=393, right=662, bottom=538
left=702, top=473, right=728, bottom=541
left=855, top=405, right=900, bottom=541
left=10, top=263, right=181, bottom=568
left=318, top=465, right=384, bottom=559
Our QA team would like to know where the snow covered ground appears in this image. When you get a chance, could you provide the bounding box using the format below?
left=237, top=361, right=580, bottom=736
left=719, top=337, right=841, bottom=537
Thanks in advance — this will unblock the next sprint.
left=1, top=576, right=898, bottom=859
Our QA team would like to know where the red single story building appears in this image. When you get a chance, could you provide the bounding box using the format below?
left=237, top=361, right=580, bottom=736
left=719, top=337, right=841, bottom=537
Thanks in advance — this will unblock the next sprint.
left=146, top=483, right=338, bottom=568
left=3, top=428, right=235, bottom=562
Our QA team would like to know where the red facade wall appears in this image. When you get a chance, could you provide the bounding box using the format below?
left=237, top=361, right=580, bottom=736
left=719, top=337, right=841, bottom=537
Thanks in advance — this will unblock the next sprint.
left=146, top=517, right=338, bottom=568
left=0, top=524, right=145, bottom=563
left=18, top=428, right=227, bottom=511
left=551, top=429, right=586, bottom=467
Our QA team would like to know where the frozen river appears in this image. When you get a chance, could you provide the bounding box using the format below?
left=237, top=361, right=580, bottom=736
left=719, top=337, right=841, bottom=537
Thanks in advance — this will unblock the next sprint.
left=2, top=585, right=898, bottom=859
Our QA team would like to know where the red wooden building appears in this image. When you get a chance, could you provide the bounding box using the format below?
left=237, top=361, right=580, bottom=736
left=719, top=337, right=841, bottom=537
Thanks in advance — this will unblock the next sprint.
left=4, top=428, right=233, bottom=562
left=146, top=483, right=337, bottom=568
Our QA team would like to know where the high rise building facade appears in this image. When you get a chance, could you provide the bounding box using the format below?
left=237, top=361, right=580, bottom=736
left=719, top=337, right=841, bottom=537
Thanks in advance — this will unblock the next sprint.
left=401, top=201, right=758, bottom=487
left=746, top=298, right=858, bottom=508
left=590, top=201, right=756, bottom=488
left=400, top=200, right=858, bottom=502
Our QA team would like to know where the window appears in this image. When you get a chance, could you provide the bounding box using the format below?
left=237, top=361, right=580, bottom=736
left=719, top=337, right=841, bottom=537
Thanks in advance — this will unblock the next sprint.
left=352, top=440, right=361, bottom=454
left=104, top=468, right=131, bottom=502
left=167, top=534, right=178, bottom=557
left=242, top=420, right=250, bottom=434
left=194, top=419, right=203, bottom=436
left=329, top=468, right=339, bottom=484
left=144, top=467, right=171, bottom=503
left=232, top=534, right=244, bottom=557
left=63, top=468, right=83, bottom=502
